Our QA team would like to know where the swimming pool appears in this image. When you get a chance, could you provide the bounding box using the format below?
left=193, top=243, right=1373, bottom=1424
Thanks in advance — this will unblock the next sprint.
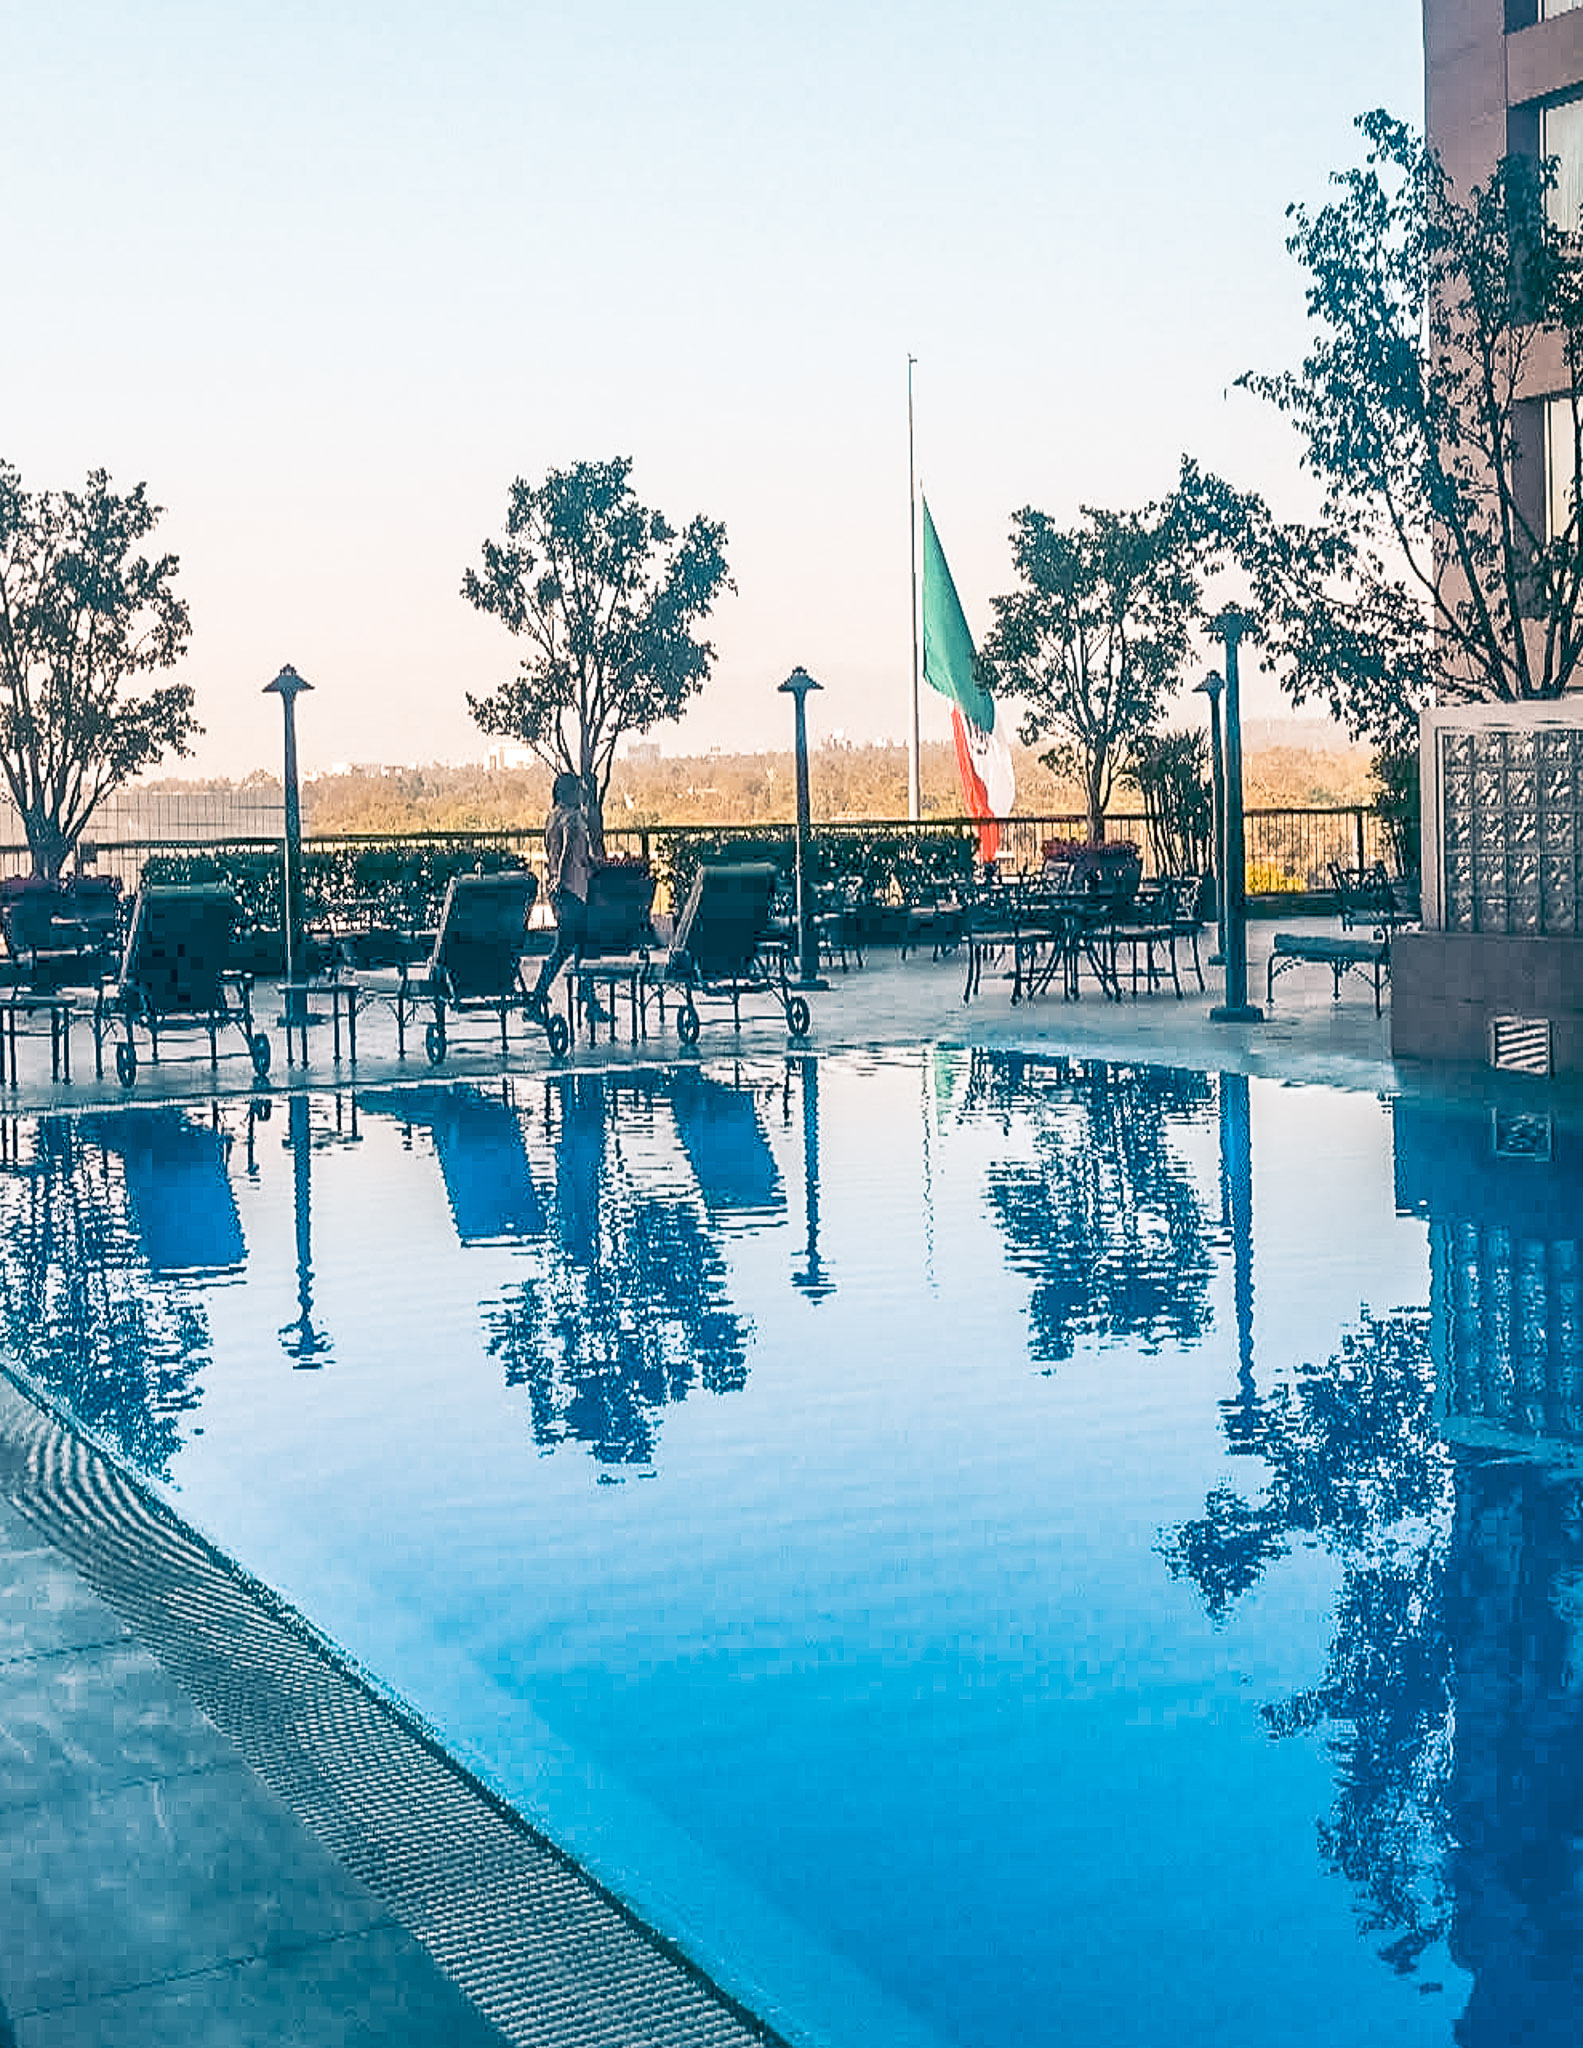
left=1, top=1051, right=1579, bottom=2048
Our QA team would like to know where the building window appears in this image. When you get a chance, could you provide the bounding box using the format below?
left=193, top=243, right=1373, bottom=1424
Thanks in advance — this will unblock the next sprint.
left=1542, top=0, right=1583, bottom=17
left=1543, top=93, right=1583, bottom=231
left=1546, top=395, right=1583, bottom=542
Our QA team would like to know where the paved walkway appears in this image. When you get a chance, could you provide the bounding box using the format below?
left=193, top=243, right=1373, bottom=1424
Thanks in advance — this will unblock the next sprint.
left=0, top=919, right=1427, bottom=1115
left=0, top=916, right=1573, bottom=2045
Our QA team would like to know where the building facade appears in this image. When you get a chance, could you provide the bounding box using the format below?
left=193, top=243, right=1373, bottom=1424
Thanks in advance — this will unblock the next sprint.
left=1427, top=0, right=1583, bottom=531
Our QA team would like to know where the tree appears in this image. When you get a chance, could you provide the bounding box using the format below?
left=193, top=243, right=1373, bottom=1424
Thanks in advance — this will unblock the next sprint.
left=983, top=502, right=1201, bottom=844
left=1187, top=110, right=1583, bottom=758
left=0, top=462, right=196, bottom=878
left=461, top=457, right=732, bottom=847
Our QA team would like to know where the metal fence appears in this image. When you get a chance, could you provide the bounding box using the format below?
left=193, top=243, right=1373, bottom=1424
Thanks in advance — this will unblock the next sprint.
left=0, top=806, right=1391, bottom=910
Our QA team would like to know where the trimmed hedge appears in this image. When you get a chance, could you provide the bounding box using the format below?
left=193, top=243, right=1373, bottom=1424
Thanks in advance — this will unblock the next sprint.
left=141, top=841, right=534, bottom=935
left=651, top=824, right=978, bottom=912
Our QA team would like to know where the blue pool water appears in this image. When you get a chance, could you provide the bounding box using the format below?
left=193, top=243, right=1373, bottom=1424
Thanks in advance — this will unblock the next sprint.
left=2, top=1052, right=1581, bottom=2048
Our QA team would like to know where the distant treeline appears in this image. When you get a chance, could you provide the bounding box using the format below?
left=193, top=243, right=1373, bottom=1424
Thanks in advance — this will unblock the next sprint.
left=142, top=738, right=1378, bottom=839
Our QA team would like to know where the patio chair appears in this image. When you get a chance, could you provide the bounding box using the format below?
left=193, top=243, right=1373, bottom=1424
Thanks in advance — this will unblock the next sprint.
left=1104, top=878, right=1178, bottom=997
left=359, top=869, right=566, bottom=1062
left=1329, top=860, right=1418, bottom=938
left=814, top=876, right=868, bottom=972
left=93, top=886, right=270, bottom=1088
left=1165, top=873, right=1208, bottom=993
left=661, top=862, right=812, bottom=1043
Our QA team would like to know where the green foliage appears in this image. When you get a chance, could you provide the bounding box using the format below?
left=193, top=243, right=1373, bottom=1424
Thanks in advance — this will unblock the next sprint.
left=0, top=461, right=196, bottom=878
left=462, top=457, right=732, bottom=842
left=984, top=502, right=1202, bottom=843
left=1131, top=728, right=1212, bottom=876
left=1370, top=747, right=1422, bottom=879
left=1188, top=111, right=1583, bottom=749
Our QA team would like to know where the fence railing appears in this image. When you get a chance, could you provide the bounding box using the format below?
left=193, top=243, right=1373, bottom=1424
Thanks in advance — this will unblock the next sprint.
left=0, top=806, right=1391, bottom=912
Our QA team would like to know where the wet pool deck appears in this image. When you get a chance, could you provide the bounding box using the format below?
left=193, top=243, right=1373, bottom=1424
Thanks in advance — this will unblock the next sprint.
left=0, top=920, right=1572, bottom=2045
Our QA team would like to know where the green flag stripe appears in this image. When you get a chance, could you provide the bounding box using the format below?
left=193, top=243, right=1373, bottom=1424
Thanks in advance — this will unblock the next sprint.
left=921, top=497, right=995, bottom=733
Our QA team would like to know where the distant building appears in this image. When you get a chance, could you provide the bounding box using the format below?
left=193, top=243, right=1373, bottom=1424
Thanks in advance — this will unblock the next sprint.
left=484, top=741, right=536, bottom=773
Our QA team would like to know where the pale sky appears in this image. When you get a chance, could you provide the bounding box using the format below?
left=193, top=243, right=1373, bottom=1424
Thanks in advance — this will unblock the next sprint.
left=4, top=0, right=1424, bottom=778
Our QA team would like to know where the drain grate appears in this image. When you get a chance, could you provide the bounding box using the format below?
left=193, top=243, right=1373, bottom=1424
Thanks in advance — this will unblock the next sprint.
left=0, top=1380, right=783, bottom=2048
left=1489, top=1014, right=1554, bottom=1076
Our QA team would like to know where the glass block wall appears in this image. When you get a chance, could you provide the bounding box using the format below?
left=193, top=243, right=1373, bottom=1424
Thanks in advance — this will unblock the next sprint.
left=1438, top=719, right=1583, bottom=935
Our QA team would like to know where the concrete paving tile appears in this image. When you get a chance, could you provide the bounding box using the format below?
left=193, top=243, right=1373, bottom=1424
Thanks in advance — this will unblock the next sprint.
left=0, top=1549, right=131, bottom=1665
left=12, top=1923, right=503, bottom=2048
left=0, top=1638, right=235, bottom=1812
left=0, top=1763, right=389, bottom=2016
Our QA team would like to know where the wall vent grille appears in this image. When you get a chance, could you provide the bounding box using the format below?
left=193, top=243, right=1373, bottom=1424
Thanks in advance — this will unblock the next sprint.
left=1489, top=1014, right=1554, bottom=1075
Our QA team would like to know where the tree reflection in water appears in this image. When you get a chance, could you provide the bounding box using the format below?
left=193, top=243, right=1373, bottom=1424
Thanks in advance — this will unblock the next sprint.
left=483, top=1073, right=755, bottom=1473
left=1164, top=1308, right=1457, bottom=1973
left=968, top=1053, right=1218, bottom=1365
left=0, top=1111, right=246, bottom=1477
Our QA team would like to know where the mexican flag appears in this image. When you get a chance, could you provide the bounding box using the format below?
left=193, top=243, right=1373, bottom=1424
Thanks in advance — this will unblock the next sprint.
left=921, top=497, right=1015, bottom=860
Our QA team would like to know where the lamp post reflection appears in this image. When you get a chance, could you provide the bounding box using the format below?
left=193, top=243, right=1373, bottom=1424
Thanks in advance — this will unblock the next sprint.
left=279, top=1094, right=331, bottom=1366
left=792, top=1055, right=834, bottom=1302
left=1217, top=1071, right=1256, bottom=1420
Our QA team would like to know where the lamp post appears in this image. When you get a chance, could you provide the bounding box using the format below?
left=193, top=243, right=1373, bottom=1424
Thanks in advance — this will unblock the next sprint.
left=263, top=664, right=312, bottom=1031
left=1207, top=609, right=1263, bottom=1023
left=778, top=666, right=827, bottom=989
left=1193, top=670, right=1227, bottom=967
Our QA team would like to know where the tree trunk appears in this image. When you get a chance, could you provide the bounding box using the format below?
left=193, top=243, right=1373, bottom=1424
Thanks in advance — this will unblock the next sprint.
left=1085, top=773, right=1106, bottom=846
left=580, top=756, right=607, bottom=859
left=25, top=813, right=67, bottom=882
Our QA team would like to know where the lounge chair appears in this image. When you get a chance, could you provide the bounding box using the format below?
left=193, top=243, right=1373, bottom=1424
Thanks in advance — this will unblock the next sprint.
left=0, top=874, right=124, bottom=991
left=93, top=886, right=270, bottom=1088
left=358, top=869, right=566, bottom=1062
left=661, top=862, right=812, bottom=1043
left=574, top=863, right=659, bottom=1043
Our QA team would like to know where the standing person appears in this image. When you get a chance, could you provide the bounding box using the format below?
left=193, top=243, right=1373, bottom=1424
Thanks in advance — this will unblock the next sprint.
left=529, top=773, right=608, bottom=1020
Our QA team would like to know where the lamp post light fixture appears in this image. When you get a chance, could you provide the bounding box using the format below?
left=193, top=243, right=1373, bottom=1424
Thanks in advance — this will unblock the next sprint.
left=1206, top=609, right=1263, bottom=1023
left=1193, top=670, right=1228, bottom=967
left=263, top=663, right=313, bottom=1032
left=778, top=665, right=828, bottom=989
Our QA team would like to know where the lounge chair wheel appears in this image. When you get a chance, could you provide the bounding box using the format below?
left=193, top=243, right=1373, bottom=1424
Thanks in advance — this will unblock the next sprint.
left=424, top=1020, right=446, bottom=1065
left=786, top=995, right=811, bottom=1037
left=114, top=1041, right=137, bottom=1088
left=678, top=1001, right=701, bottom=1047
left=545, top=1013, right=571, bottom=1059
left=249, top=1032, right=272, bottom=1078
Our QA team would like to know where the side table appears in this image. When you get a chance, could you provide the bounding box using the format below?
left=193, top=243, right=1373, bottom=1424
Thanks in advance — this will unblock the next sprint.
left=278, top=981, right=362, bottom=1068
left=0, top=992, right=76, bottom=1088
